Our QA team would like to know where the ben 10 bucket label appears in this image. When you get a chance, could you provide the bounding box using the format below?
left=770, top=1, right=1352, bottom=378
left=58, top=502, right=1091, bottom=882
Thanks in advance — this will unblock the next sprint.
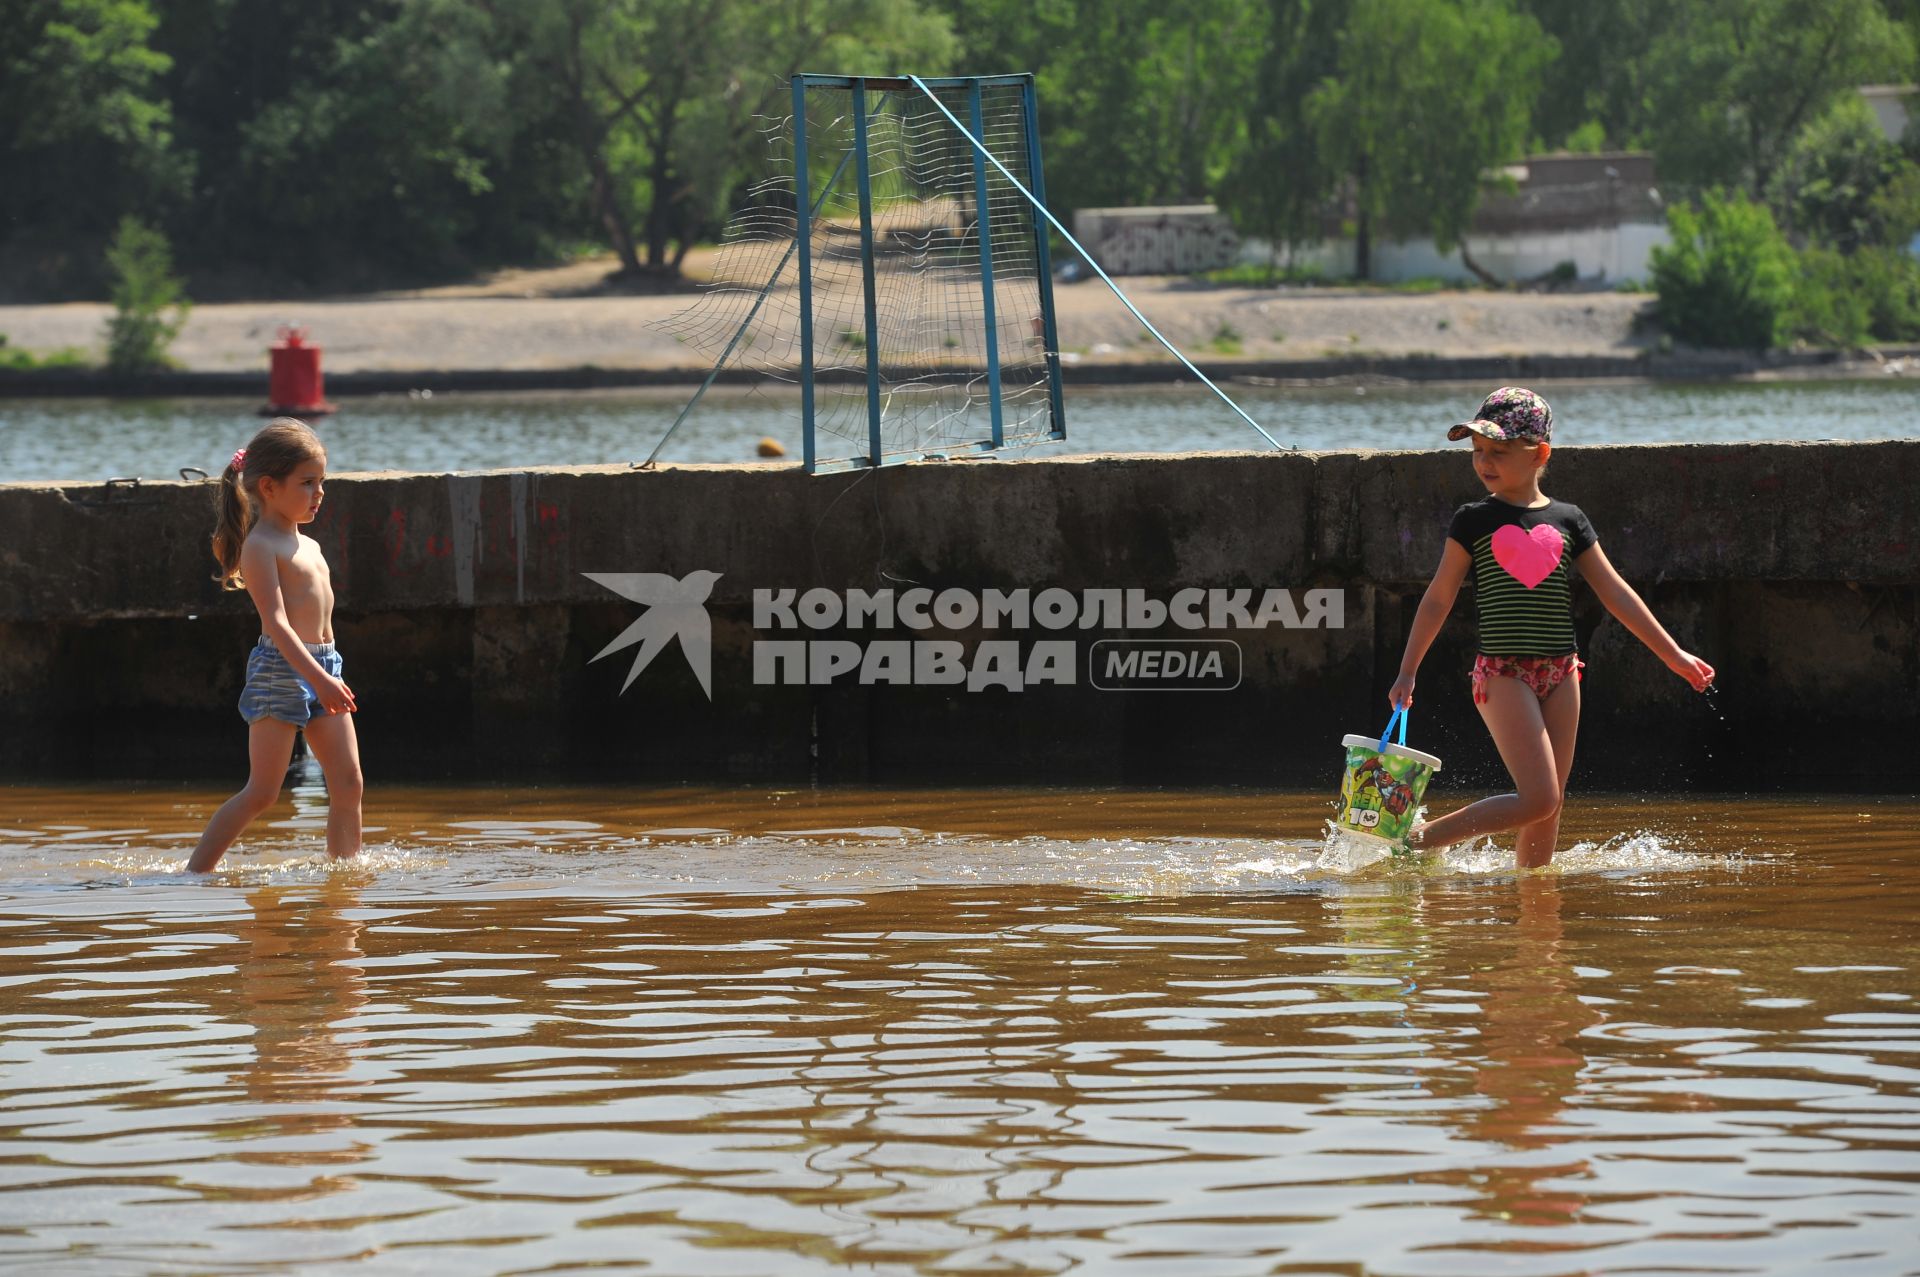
left=585, top=572, right=1343, bottom=698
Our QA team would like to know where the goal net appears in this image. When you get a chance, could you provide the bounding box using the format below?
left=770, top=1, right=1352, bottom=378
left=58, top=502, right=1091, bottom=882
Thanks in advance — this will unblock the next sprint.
left=658, top=74, right=1066, bottom=472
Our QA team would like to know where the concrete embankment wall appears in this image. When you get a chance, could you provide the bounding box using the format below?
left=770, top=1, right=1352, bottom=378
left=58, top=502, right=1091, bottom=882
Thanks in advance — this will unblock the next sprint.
left=1, top=441, right=1914, bottom=791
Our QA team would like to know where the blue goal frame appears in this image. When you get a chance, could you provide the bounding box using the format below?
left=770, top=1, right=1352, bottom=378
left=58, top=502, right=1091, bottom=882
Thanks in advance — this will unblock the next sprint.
left=791, top=74, right=1067, bottom=474
left=640, top=73, right=1279, bottom=471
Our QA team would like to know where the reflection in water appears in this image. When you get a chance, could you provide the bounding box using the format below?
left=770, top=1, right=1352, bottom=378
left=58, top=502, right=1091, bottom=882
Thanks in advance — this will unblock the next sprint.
left=1466, top=876, right=1599, bottom=1229
left=234, top=879, right=369, bottom=1171
left=1324, top=879, right=1600, bottom=1233
left=0, top=786, right=1915, bottom=1273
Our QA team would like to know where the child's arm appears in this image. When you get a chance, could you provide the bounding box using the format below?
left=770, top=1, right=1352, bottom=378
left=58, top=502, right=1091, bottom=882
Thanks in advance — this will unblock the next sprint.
left=242, top=538, right=356, bottom=714
left=1574, top=544, right=1714, bottom=692
left=1390, top=541, right=1472, bottom=709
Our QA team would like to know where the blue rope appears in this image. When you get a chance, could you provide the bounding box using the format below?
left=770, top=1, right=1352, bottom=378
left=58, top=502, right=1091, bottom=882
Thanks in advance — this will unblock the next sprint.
left=907, top=75, right=1288, bottom=453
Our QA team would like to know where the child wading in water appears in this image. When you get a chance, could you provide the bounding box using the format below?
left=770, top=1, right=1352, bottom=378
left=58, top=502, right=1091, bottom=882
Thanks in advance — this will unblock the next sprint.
left=1390, top=387, right=1713, bottom=868
left=186, top=419, right=362, bottom=872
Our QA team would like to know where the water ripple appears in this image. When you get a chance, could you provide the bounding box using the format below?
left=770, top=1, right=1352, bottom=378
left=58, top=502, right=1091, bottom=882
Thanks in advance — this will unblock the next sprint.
left=0, top=785, right=1914, bottom=1273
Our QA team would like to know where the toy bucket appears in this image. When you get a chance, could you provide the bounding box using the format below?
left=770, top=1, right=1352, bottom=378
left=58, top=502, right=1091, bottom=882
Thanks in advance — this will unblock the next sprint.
left=1335, top=706, right=1442, bottom=847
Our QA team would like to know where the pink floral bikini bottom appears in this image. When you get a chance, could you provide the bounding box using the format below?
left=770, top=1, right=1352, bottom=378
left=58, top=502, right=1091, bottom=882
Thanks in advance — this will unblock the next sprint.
left=1471, top=652, right=1585, bottom=705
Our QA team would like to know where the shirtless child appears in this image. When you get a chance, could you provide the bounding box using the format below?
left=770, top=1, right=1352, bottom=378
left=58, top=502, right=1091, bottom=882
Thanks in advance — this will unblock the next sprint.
left=186, top=419, right=363, bottom=871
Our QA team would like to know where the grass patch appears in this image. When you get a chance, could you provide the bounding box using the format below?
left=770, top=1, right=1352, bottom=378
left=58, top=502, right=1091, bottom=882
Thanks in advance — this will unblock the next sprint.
left=1195, top=264, right=1475, bottom=293
left=1204, top=322, right=1244, bottom=356
left=1199, top=263, right=1338, bottom=287
left=0, top=335, right=91, bottom=370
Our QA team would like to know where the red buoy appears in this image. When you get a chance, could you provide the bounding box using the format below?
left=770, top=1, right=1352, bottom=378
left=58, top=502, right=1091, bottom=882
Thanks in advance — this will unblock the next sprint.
left=263, top=325, right=337, bottom=417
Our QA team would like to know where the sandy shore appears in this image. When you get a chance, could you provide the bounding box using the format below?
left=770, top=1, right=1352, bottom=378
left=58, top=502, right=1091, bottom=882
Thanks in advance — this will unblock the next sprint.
left=0, top=254, right=1657, bottom=375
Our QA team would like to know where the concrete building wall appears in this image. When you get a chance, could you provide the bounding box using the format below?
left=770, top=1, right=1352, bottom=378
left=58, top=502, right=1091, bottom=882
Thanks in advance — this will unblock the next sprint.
left=1074, top=206, right=1242, bottom=275
left=1243, top=222, right=1671, bottom=285
left=1, top=442, right=1914, bottom=791
left=1860, top=84, right=1915, bottom=141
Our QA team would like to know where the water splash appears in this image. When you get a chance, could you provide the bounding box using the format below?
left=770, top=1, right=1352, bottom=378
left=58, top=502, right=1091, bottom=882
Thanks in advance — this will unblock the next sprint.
left=1314, top=823, right=1397, bottom=874
left=3, top=795, right=1742, bottom=903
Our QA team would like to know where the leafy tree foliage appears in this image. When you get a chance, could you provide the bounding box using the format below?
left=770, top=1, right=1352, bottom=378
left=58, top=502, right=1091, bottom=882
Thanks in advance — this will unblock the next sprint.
left=1650, top=190, right=1796, bottom=348
left=2, top=0, right=1916, bottom=298
left=1767, top=94, right=1917, bottom=251
left=229, top=0, right=516, bottom=286
left=0, top=0, right=185, bottom=294
left=1218, top=0, right=1350, bottom=256
left=102, top=215, right=191, bottom=370
left=1307, top=0, right=1553, bottom=279
left=496, top=0, right=955, bottom=278
left=1518, top=0, right=1676, bottom=151
left=943, top=0, right=1261, bottom=216
left=1641, top=0, right=1913, bottom=195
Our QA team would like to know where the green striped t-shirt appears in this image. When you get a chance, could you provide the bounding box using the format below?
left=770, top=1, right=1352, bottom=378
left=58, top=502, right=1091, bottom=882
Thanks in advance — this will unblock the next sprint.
left=1447, top=496, right=1598, bottom=657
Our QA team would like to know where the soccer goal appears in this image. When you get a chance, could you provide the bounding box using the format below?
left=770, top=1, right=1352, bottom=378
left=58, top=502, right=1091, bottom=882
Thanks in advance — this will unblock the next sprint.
left=654, top=74, right=1067, bottom=473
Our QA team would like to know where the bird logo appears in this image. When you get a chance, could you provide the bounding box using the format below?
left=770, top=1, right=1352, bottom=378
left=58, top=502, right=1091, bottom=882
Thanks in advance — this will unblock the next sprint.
left=582, top=570, right=723, bottom=698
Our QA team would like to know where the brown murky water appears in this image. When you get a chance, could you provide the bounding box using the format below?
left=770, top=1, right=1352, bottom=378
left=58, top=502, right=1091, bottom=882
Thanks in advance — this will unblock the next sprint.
left=2, top=779, right=1917, bottom=1275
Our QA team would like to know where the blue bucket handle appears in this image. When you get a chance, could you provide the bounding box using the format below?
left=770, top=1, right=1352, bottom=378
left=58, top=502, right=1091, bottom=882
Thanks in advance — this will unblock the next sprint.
left=1378, top=705, right=1409, bottom=755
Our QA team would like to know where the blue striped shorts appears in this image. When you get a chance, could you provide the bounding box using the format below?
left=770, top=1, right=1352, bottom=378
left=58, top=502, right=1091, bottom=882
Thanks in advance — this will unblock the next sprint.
left=237, top=636, right=344, bottom=726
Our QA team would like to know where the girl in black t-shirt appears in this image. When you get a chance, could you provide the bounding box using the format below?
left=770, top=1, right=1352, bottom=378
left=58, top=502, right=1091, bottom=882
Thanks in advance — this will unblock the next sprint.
left=1388, top=387, right=1715, bottom=869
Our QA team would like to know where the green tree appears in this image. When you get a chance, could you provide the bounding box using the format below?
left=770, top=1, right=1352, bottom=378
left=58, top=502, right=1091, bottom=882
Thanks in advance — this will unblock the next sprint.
left=1765, top=89, right=1920, bottom=347
left=500, top=0, right=955, bottom=280
left=1785, top=247, right=1874, bottom=345
left=1767, top=94, right=1916, bottom=252
left=229, top=0, right=516, bottom=286
left=102, top=215, right=191, bottom=370
left=1518, top=0, right=1677, bottom=151
left=1642, top=0, right=1914, bottom=196
left=1649, top=190, right=1796, bottom=348
left=1872, top=162, right=1920, bottom=247
left=1784, top=244, right=1920, bottom=344
left=1217, top=0, right=1351, bottom=262
left=1882, top=0, right=1920, bottom=76
left=1308, top=0, right=1554, bottom=281
left=150, top=0, right=589, bottom=290
left=1031, top=0, right=1262, bottom=212
left=942, top=0, right=1262, bottom=218
left=0, top=0, right=185, bottom=296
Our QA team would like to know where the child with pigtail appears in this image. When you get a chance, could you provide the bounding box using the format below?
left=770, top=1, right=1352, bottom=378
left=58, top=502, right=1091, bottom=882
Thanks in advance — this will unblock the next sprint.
left=186, top=418, right=362, bottom=872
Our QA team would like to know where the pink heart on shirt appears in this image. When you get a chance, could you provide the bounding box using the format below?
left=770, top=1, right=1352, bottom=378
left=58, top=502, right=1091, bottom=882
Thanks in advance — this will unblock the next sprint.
left=1492, top=523, right=1564, bottom=589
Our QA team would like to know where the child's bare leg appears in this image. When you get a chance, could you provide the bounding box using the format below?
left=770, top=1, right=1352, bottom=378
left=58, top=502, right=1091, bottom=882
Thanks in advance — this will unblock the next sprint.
left=186, top=719, right=299, bottom=872
left=302, top=711, right=364, bottom=859
left=1408, top=677, right=1561, bottom=857
left=1513, top=674, right=1580, bottom=869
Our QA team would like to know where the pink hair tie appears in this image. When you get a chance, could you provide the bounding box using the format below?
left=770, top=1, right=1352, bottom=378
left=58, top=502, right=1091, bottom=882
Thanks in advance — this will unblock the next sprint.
left=230, top=447, right=247, bottom=472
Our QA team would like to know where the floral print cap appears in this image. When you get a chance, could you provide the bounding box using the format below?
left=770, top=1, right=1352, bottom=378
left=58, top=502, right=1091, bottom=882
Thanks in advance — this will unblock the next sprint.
left=1447, top=386, right=1553, bottom=443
